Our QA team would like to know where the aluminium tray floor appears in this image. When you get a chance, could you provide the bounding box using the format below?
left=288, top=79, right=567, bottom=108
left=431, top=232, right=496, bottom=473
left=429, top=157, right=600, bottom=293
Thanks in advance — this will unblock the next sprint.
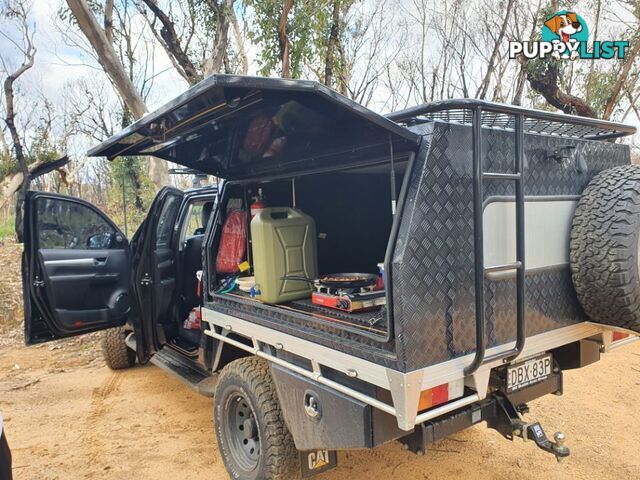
left=223, top=290, right=388, bottom=336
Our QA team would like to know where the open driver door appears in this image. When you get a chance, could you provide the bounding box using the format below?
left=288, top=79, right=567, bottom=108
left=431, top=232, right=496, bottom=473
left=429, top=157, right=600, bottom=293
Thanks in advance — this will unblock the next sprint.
left=22, top=191, right=132, bottom=345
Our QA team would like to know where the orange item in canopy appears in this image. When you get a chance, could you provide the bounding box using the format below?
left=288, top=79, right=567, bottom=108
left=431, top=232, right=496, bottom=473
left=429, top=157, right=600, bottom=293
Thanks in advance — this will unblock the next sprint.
left=215, top=210, right=248, bottom=274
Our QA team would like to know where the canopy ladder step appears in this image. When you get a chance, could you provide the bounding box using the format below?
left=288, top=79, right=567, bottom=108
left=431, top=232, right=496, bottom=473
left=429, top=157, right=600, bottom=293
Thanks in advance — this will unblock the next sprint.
left=464, top=108, right=526, bottom=375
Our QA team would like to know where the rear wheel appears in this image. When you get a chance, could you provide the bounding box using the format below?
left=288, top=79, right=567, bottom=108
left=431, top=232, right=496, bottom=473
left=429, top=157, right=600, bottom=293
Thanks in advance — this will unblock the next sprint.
left=570, top=164, right=640, bottom=333
left=214, top=357, right=298, bottom=480
left=101, top=326, right=136, bottom=370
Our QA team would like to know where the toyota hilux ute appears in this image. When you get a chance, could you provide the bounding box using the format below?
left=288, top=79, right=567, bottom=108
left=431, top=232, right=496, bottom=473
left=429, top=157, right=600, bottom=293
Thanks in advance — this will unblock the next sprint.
left=20, top=75, right=640, bottom=479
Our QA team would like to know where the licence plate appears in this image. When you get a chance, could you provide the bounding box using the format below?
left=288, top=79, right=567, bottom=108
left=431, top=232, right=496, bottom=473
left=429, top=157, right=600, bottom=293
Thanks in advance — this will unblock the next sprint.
left=506, top=354, right=553, bottom=392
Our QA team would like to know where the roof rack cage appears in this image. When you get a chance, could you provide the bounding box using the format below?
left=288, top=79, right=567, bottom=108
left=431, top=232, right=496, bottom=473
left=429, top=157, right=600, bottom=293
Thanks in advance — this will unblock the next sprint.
left=386, top=99, right=637, bottom=141
left=389, top=100, right=634, bottom=375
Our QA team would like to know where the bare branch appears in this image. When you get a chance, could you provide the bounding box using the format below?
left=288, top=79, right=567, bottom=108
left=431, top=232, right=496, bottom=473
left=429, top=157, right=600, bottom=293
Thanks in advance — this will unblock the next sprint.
left=602, top=33, right=640, bottom=120
left=138, top=0, right=200, bottom=83
left=229, top=4, right=248, bottom=74
left=476, top=0, right=515, bottom=99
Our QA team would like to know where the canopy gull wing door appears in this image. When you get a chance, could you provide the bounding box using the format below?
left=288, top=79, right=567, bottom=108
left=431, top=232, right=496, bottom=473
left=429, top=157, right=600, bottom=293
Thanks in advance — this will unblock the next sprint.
left=87, top=75, right=420, bottom=179
left=23, top=192, right=130, bottom=344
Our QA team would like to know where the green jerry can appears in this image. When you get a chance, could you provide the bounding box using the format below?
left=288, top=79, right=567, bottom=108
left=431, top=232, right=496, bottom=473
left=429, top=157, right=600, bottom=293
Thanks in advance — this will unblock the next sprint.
left=251, top=207, right=318, bottom=303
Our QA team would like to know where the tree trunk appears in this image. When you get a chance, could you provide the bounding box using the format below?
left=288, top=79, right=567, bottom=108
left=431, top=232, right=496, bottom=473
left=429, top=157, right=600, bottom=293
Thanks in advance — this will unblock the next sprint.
left=512, top=8, right=539, bottom=106
left=66, top=0, right=146, bottom=118
left=527, top=61, right=596, bottom=117
left=278, top=0, right=294, bottom=78
left=324, top=0, right=340, bottom=87
left=204, top=0, right=234, bottom=77
left=65, top=0, right=168, bottom=188
left=104, top=0, right=114, bottom=45
left=512, top=56, right=527, bottom=105
left=0, top=122, right=10, bottom=160
left=3, top=22, right=35, bottom=240
left=3, top=76, right=29, bottom=181
left=230, top=8, right=248, bottom=74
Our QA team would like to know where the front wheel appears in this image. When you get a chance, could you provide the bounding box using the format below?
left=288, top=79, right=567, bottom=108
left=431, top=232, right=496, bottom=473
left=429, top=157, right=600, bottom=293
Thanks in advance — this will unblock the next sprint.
left=214, top=357, right=299, bottom=480
left=100, top=326, right=136, bottom=370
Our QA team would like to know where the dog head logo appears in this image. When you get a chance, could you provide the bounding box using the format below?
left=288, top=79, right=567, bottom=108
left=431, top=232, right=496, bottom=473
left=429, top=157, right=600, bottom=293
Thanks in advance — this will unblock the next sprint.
left=542, top=11, right=589, bottom=43
left=545, top=12, right=581, bottom=42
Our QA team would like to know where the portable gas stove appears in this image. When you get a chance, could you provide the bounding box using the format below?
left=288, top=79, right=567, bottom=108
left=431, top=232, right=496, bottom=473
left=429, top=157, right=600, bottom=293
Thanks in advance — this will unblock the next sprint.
left=311, top=284, right=386, bottom=313
left=282, top=272, right=387, bottom=313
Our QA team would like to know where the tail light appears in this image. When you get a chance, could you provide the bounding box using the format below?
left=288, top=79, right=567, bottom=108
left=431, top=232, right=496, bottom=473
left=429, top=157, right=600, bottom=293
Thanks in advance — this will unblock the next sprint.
left=418, top=383, right=449, bottom=412
left=612, top=332, right=630, bottom=342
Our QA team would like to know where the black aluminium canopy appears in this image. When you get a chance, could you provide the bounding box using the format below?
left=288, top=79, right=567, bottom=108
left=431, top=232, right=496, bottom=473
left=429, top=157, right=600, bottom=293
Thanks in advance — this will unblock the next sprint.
left=88, top=75, right=420, bottom=180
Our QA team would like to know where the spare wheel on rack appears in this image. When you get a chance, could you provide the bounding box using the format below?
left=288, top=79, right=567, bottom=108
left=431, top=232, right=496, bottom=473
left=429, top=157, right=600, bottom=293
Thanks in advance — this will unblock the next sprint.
left=570, top=164, right=640, bottom=333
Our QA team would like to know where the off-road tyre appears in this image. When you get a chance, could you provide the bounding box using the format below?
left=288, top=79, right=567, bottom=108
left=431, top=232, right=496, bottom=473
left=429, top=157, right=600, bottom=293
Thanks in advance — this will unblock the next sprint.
left=214, top=356, right=299, bottom=480
left=570, top=164, right=640, bottom=333
left=101, top=327, right=136, bottom=370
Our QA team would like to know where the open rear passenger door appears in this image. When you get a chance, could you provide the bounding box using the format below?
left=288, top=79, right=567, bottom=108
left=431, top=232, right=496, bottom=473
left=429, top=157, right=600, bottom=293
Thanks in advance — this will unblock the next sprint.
left=129, top=187, right=184, bottom=360
left=23, top=192, right=131, bottom=344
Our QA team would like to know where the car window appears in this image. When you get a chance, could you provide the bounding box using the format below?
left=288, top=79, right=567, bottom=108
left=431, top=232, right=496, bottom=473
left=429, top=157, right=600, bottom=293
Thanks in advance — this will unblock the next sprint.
left=155, top=195, right=182, bottom=248
left=186, top=203, right=205, bottom=234
left=178, top=199, right=214, bottom=249
left=36, top=197, right=117, bottom=250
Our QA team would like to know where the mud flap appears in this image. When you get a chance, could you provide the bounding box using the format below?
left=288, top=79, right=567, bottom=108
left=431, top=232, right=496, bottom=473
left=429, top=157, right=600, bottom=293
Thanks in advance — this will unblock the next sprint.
left=299, top=449, right=338, bottom=477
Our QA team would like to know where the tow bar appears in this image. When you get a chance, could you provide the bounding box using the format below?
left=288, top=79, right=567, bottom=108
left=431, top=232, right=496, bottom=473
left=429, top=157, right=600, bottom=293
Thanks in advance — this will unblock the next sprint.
left=400, top=391, right=570, bottom=462
left=489, top=394, right=570, bottom=462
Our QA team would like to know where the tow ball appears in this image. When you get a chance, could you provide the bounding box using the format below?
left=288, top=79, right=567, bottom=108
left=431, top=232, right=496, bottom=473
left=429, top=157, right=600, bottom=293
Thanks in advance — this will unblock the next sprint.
left=491, top=394, right=570, bottom=462
left=513, top=422, right=570, bottom=462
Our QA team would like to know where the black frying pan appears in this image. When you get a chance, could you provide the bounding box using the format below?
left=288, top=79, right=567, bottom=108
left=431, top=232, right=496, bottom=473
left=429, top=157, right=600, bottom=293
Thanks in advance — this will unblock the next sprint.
left=282, top=273, right=378, bottom=289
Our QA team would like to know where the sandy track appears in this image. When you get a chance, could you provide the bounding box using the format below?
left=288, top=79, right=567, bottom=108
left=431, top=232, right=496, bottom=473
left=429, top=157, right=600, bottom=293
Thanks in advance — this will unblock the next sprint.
left=0, top=336, right=639, bottom=480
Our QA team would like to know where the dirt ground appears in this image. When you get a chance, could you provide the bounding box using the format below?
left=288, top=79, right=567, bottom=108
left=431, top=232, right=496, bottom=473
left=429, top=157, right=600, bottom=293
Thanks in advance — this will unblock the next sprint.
left=0, top=329, right=638, bottom=480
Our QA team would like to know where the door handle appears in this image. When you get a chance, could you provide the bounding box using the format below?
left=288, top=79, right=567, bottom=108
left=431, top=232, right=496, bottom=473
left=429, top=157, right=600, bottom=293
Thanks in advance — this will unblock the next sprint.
left=93, top=257, right=107, bottom=265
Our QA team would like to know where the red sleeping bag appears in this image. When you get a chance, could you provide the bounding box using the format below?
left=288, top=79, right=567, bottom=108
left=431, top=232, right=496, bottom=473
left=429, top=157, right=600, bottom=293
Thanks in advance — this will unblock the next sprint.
left=216, top=210, right=248, bottom=274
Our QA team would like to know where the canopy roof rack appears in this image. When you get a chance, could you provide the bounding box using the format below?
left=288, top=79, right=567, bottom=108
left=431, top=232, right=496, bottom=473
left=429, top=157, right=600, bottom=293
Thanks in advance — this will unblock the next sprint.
left=386, top=99, right=636, bottom=141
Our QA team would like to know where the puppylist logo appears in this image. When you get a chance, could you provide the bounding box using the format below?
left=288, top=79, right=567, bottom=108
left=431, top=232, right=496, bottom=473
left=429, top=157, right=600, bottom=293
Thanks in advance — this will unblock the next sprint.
left=509, top=10, right=629, bottom=60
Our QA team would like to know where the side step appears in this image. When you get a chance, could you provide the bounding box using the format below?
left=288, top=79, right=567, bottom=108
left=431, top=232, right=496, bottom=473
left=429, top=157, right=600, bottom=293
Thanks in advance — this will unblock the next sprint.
left=127, top=333, right=217, bottom=397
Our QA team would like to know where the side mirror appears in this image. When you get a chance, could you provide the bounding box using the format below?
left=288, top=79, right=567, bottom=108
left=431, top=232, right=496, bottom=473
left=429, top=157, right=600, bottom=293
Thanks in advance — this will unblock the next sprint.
left=87, top=232, right=115, bottom=249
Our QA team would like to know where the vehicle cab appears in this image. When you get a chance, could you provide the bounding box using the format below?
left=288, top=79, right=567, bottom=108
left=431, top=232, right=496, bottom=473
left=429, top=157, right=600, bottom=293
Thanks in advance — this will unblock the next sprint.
left=22, top=184, right=217, bottom=374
